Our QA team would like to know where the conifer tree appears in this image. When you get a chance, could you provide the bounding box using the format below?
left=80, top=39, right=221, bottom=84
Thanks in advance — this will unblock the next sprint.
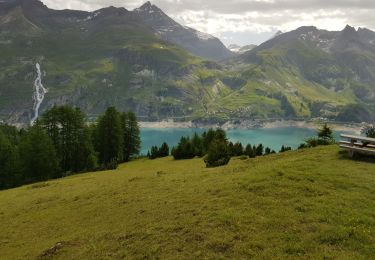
left=95, top=107, right=123, bottom=167
left=317, top=123, right=335, bottom=145
left=19, top=124, right=59, bottom=183
left=0, top=131, right=20, bottom=189
left=245, top=144, right=256, bottom=158
left=204, top=139, right=230, bottom=167
left=41, top=106, right=97, bottom=173
left=121, top=112, right=141, bottom=162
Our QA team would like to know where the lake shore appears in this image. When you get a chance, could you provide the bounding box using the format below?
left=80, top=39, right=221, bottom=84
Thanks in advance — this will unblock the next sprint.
left=139, top=119, right=367, bottom=134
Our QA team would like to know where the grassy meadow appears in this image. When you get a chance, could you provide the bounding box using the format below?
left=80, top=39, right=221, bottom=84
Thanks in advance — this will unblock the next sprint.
left=0, top=146, right=374, bottom=259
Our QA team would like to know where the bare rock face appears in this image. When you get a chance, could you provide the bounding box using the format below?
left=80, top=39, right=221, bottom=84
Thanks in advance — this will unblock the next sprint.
left=134, top=1, right=233, bottom=61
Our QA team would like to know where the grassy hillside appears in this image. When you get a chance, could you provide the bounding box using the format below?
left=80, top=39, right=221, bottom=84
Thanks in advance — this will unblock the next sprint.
left=0, top=146, right=374, bottom=259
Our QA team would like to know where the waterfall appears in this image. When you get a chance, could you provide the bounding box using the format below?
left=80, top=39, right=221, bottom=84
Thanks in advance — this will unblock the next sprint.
left=30, top=63, right=48, bottom=125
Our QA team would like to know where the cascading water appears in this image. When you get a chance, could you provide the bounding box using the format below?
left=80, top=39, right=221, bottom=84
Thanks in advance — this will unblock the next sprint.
left=30, top=63, right=48, bottom=125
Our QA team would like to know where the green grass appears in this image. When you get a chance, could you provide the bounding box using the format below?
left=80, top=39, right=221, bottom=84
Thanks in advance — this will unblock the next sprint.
left=0, top=146, right=375, bottom=259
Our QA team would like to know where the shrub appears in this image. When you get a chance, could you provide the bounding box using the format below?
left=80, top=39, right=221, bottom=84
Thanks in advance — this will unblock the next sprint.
left=204, top=140, right=231, bottom=168
left=365, top=126, right=375, bottom=138
left=280, top=145, right=292, bottom=153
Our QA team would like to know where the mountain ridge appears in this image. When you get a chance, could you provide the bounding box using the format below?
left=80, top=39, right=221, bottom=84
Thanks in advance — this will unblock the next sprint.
left=0, top=1, right=374, bottom=124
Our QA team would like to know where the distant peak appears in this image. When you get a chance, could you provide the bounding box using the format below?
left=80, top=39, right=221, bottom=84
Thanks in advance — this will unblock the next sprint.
left=343, top=24, right=356, bottom=32
left=341, top=24, right=358, bottom=40
left=141, top=1, right=152, bottom=8
left=135, top=1, right=164, bottom=15
left=138, top=1, right=156, bottom=11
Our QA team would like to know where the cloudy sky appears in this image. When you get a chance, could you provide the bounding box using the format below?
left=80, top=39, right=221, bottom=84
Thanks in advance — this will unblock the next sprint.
left=42, top=0, right=375, bottom=46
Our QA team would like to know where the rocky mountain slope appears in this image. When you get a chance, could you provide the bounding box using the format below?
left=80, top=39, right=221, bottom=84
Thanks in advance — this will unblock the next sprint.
left=135, top=2, right=233, bottom=61
left=0, top=0, right=374, bottom=124
left=230, top=25, right=375, bottom=122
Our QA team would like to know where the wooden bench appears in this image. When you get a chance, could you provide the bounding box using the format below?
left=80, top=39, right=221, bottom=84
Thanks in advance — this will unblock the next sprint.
left=340, top=134, right=375, bottom=157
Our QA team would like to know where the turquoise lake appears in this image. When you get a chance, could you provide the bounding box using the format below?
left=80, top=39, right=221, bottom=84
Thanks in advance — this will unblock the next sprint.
left=140, top=127, right=349, bottom=155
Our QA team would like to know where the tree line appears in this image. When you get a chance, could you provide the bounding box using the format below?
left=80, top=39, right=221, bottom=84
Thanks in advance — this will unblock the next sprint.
left=0, top=106, right=140, bottom=190
left=148, top=124, right=339, bottom=168
left=147, top=128, right=289, bottom=167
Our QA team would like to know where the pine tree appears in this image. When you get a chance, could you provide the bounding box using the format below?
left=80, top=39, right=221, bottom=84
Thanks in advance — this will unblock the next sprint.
left=158, top=142, right=170, bottom=157
left=279, top=145, right=292, bottom=153
left=41, top=106, right=97, bottom=173
left=0, top=131, right=20, bottom=189
left=149, top=146, right=159, bottom=159
left=245, top=144, right=256, bottom=158
left=317, top=123, right=335, bottom=145
left=255, top=144, right=264, bottom=156
left=121, top=112, right=141, bottom=162
left=204, top=140, right=230, bottom=168
left=233, top=142, right=244, bottom=156
left=19, top=124, right=60, bottom=183
left=95, top=107, right=123, bottom=168
left=191, top=133, right=203, bottom=157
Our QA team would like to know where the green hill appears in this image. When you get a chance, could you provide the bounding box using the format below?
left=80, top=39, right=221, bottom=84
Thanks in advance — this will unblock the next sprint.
left=0, top=146, right=374, bottom=259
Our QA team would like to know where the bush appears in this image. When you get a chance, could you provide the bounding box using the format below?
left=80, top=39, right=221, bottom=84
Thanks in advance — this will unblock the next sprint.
left=365, top=126, right=375, bottom=138
left=148, top=143, right=169, bottom=159
left=204, top=140, right=231, bottom=168
left=300, top=124, right=335, bottom=149
left=280, top=145, right=292, bottom=153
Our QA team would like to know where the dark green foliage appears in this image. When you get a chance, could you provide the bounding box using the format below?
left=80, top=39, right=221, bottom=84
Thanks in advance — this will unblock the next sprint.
left=172, top=137, right=195, bottom=160
left=158, top=142, right=170, bottom=157
left=172, top=129, right=228, bottom=160
left=280, top=145, right=292, bottom=153
left=365, top=126, right=375, bottom=138
left=201, top=129, right=227, bottom=154
left=95, top=107, right=123, bottom=168
left=0, top=106, right=140, bottom=189
left=19, top=125, right=60, bottom=183
left=191, top=133, right=204, bottom=157
left=229, top=142, right=244, bottom=156
left=245, top=144, right=256, bottom=158
left=298, top=143, right=309, bottom=149
left=255, top=144, right=264, bottom=156
left=0, top=124, right=21, bottom=146
left=204, top=140, right=231, bottom=168
left=148, top=143, right=169, bottom=160
left=121, top=112, right=141, bottom=162
left=149, top=146, right=159, bottom=160
left=0, top=130, right=20, bottom=189
left=300, top=124, right=336, bottom=149
left=305, top=137, right=319, bottom=148
left=264, top=147, right=271, bottom=155
left=317, top=123, right=335, bottom=145
left=40, top=106, right=97, bottom=173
